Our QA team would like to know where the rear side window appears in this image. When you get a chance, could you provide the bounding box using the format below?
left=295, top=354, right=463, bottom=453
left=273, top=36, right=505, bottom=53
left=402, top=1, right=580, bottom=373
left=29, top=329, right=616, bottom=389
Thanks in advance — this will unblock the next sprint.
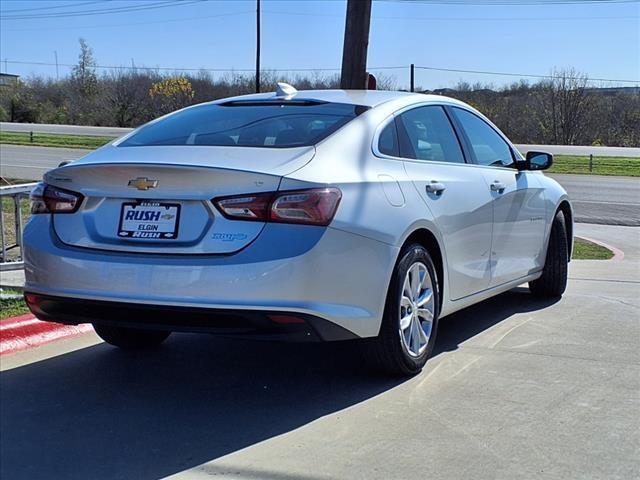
left=120, top=101, right=368, bottom=148
left=452, top=108, right=514, bottom=167
left=378, top=120, right=399, bottom=156
left=396, top=106, right=465, bottom=163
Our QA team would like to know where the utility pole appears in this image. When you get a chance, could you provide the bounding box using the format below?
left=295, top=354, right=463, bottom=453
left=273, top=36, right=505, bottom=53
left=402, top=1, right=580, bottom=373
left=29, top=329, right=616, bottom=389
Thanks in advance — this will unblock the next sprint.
left=410, top=63, right=415, bottom=92
left=255, top=0, right=261, bottom=93
left=340, top=0, right=372, bottom=90
left=54, top=51, right=59, bottom=80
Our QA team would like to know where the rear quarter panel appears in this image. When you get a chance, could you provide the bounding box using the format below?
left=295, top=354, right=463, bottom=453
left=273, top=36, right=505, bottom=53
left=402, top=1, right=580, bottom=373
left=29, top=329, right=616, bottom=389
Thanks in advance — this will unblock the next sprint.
left=280, top=102, right=452, bottom=319
left=281, top=102, right=441, bottom=248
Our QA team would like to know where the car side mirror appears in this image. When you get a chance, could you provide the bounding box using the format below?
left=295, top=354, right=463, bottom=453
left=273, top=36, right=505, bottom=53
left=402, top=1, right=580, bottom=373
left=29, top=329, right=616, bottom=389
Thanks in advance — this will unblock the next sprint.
left=522, top=151, right=553, bottom=171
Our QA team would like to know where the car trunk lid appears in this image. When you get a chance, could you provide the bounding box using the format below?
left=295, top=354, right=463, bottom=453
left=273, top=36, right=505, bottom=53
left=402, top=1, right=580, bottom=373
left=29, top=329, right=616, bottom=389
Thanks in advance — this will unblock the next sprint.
left=46, top=145, right=314, bottom=254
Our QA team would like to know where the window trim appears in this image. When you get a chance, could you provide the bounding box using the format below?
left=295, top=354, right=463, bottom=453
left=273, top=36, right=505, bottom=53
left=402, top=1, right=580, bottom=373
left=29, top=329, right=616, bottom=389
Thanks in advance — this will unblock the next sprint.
left=371, top=103, right=470, bottom=166
left=447, top=105, right=519, bottom=170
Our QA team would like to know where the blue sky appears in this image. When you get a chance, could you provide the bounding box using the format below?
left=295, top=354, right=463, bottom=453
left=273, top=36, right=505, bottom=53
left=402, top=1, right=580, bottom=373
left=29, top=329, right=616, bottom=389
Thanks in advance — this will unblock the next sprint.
left=1, top=0, right=638, bottom=89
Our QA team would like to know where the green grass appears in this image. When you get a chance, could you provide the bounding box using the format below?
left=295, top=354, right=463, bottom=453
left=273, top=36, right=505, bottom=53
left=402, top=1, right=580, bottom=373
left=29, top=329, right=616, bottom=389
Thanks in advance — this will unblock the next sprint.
left=2, top=131, right=638, bottom=176
left=0, top=131, right=114, bottom=149
left=1, top=196, right=32, bottom=262
left=572, top=237, right=614, bottom=260
left=549, top=155, right=640, bottom=177
left=1, top=196, right=31, bottom=216
left=0, top=291, right=29, bottom=320
left=1, top=178, right=36, bottom=185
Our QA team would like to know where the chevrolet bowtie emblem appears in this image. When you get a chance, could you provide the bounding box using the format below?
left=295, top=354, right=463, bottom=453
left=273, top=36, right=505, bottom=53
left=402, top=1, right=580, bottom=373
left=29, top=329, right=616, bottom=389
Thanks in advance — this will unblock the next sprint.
left=128, top=177, right=158, bottom=191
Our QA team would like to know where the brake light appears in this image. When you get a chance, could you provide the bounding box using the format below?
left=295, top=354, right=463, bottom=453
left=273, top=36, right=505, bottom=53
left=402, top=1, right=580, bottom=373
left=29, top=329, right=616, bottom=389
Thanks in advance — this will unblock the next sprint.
left=30, top=182, right=83, bottom=214
left=213, top=188, right=341, bottom=226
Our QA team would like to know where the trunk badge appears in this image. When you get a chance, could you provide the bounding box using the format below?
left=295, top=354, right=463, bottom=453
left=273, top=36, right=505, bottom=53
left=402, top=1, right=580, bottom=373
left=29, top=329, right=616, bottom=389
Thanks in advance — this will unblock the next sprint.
left=128, top=177, right=158, bottom=190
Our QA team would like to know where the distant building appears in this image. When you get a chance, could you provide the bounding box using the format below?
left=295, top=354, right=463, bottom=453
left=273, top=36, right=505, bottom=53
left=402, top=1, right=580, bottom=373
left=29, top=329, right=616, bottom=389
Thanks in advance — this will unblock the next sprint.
left=0, top=73, right=19, bottom=87
left=585, top=86, right=639, bottom=95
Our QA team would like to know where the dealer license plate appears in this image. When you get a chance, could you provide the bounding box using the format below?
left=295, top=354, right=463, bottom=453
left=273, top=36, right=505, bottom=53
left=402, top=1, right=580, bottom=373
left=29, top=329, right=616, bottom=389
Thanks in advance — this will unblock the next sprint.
left=118, top=202, right=181, bottom=239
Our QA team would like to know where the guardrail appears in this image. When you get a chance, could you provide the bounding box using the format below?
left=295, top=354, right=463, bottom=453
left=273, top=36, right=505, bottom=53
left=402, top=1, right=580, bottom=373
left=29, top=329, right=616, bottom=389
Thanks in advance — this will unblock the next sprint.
left=0, top=183, right=38, bottom=272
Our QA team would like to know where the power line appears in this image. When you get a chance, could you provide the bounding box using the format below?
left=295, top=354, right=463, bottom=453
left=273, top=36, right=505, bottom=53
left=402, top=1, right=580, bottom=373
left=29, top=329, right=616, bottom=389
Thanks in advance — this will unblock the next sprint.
left=0, top=1, right=106, bottom=14
left=4, top=59, right=639, bottom=84
left=377, top=0, right=639, bottom=4
left=263, top=9, right=638, bottom=21
left=1, top=10, right=254, bottom=32
left=2, top=7, right=635, bottom=30
left=2, top=8, right=635, bottom=31
left=414, top=65, right=640, bottom=83
left=0, top=0, right=204, bottom=20
left=2, top=59, right=404, bottom=73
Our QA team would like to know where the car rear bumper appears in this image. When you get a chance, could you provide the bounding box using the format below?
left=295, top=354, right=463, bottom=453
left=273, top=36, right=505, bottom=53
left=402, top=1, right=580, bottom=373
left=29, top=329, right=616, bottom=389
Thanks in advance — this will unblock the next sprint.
left=23, top=216, right=399, bottom=339
left=23, top=293, right=357, bottom=342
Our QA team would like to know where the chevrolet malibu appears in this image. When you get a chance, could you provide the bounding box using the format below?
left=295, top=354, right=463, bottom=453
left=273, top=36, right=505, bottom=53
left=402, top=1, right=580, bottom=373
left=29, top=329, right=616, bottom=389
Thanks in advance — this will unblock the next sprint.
left=23, top=85, right=572, bottom=375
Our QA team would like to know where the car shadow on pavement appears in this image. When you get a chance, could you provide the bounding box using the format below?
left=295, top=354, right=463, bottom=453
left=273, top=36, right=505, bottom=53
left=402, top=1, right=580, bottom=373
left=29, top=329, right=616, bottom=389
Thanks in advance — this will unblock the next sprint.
left=0, top=287, right=559, bottom=480
left=435, top=287, right=560, bottom=355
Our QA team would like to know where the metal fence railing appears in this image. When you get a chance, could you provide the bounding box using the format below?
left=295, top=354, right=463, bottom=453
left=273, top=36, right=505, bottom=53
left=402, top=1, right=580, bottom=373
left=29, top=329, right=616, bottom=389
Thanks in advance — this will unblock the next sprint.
left=0, top=183, right=37, bottom=272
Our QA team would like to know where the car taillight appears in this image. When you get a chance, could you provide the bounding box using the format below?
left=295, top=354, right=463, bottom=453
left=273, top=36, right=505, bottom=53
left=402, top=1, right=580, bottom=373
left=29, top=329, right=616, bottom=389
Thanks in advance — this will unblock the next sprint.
left=269, top=189, right=341, bottom=225
left=30, top=182, right=83, bottom=214
left=213, top=188, right=341, bottom=226
left=213, top=193, right=273, bottom=221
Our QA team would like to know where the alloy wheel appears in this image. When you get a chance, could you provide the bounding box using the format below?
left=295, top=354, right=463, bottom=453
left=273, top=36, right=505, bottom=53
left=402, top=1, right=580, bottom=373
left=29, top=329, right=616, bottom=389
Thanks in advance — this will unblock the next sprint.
left=399, top=262, right=435, bottom=357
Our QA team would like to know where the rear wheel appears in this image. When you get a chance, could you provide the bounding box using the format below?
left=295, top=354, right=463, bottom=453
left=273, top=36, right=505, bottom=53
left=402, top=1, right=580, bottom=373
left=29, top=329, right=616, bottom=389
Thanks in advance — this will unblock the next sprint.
left=529, top=211, right=568, bottom=298
left=364, top=243, right=440, bottom=376
left=93, top=324, right=170, bottom=349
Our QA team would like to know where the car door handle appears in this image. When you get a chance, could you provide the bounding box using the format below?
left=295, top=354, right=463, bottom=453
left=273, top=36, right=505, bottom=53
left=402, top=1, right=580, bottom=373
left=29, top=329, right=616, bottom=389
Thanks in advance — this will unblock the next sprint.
left=426, top=181, right=446, bottom=195
left=490, top=181, right=506, bottom=193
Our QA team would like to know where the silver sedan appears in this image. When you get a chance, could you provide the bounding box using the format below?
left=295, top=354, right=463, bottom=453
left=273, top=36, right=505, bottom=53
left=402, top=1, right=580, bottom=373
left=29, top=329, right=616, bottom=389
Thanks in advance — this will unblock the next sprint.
left=23, top=85, right=572, bottom=375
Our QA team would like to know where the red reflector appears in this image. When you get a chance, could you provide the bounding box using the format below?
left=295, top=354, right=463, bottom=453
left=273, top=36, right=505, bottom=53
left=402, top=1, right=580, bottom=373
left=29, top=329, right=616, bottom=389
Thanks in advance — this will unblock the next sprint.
left=24, top=294, right=39, bottom=306
left=268, top=314, right=306, bottom=325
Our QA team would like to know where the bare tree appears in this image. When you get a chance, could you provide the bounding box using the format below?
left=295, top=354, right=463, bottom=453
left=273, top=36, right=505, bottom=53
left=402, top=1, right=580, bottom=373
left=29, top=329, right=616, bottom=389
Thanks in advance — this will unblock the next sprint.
left=538, top=68, right=592, bottom=145
left=104, top=71, right=157, bottom=127
left=2, top=57, right=638, bottom=147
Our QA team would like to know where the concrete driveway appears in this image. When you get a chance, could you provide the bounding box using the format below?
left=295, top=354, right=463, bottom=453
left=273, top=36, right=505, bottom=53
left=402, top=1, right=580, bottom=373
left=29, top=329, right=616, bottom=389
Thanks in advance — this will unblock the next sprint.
left=1, top=224, right=638, bottom=480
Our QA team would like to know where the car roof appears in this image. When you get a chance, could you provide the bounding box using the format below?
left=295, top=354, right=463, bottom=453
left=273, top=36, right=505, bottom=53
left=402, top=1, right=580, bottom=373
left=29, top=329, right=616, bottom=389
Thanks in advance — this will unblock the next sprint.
left=215, top=89, right=465, bottom=109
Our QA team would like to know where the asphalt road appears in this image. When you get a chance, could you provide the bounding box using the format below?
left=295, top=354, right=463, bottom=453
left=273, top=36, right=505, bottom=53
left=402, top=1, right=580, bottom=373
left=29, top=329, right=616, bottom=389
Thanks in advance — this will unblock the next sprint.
left=1, top=223, right=638, bottom=480
left=548, top=173, right=640, bottom=226
left=2, top=122, right=639, bottom=157
left=0, top=144, right=91, bottom=179
left=1, top=144, right=638, bottom=226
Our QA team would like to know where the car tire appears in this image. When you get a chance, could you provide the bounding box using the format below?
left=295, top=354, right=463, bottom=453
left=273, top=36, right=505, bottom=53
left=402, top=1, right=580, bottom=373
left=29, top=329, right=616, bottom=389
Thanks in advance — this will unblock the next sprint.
left=93, top=324, right=170, bottom=349
left=364, top=243, right=440, bottom=376
left=529, top=211, right=568, bottom=298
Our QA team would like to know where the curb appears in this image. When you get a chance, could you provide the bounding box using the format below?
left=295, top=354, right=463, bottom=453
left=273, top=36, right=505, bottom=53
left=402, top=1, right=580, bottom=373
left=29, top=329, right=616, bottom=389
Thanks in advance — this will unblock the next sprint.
left=0, top=314, right=92, bottom=356
left=576, top=236, right=625, bottom=261
left=0, top=285, right=25, bottom=292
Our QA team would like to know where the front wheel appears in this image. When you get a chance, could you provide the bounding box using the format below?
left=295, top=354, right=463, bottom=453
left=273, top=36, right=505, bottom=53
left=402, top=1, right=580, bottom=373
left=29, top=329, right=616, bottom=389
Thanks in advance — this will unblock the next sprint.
left=529, top=211, right=569, bottom=298
left=93, top=324, right=170, bottom=349
left=364, top=244, right=440, bottom=376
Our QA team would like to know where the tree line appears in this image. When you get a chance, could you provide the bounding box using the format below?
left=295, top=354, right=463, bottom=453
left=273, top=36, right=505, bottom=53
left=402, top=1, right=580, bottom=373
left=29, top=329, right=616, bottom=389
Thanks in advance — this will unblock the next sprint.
left=1, top=39, right=638, bottom=147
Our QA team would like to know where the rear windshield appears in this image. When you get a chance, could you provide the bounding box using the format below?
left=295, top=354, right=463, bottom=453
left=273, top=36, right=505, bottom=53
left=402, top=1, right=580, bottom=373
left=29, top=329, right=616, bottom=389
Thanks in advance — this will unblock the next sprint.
left=120, top=101, right=368, bottom=148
